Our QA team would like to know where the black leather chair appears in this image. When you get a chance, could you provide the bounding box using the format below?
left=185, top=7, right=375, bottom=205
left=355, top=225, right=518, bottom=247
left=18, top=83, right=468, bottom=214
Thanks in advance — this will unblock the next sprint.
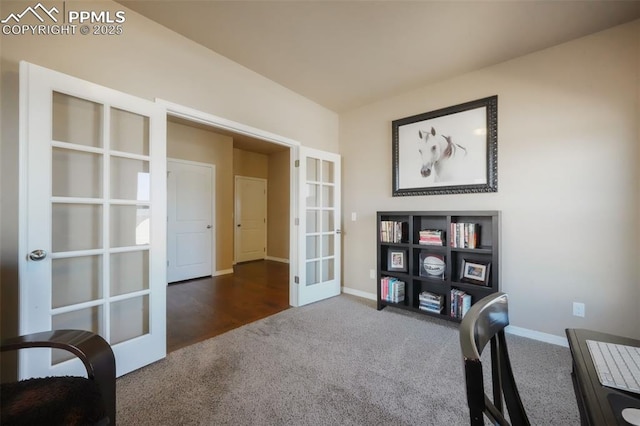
left=1, top=329, right=116, bottom=425
left=459, top=292, right=530, bottom=426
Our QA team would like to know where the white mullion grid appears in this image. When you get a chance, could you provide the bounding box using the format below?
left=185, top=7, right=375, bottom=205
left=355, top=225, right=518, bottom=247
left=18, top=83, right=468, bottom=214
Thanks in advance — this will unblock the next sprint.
left=50, top=248, right=104, bottom=260
left=52, top=140, right=105, bottom=155
left=51, top=288, right=149, bottom=316
left=51, top=197, right=103, bottom=205
left=102, top=103, right=111, bottom=341
left=318, top=159, right=326, bottom=282
left=110, top=149, right=150, bottom=162
left=50, top=245, right=150, bottom=259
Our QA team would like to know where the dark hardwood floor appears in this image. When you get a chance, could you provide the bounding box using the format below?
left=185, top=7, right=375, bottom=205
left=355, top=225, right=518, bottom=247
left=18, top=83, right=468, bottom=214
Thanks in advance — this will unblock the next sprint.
left=166, top=260, right=290, bottom=353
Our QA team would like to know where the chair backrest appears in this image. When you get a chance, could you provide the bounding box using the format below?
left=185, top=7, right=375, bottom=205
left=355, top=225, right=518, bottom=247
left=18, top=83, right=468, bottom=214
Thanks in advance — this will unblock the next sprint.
left=459, top=292, right=530, bottom=426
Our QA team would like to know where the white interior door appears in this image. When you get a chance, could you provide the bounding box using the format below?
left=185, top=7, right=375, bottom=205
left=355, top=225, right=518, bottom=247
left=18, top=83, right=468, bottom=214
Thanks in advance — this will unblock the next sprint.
left=18, top=61, right=167, bottom=379
left=167, top=159, right=214, bottom=283
left=234, top=176, right=267, bottom=263
left=297, top=147, right=341, bottom=306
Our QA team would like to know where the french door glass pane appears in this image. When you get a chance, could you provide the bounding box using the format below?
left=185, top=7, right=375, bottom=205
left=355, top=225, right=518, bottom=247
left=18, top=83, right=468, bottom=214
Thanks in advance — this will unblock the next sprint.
left=322, top=160, right=334, bottom=183
left=306, top=183, right=319, bottom=207
left=322, top=186, right=334, bottom=208
left=322, top=235, right=334, bottom=256
left=322, top=259, right=335, bottom=281
left=52, top=204, right=103, bottom=252
left=306, top=157, right=319, bottom=181
left=52, top=306, right=103, bottom=364
left=110, top=107, right=149, bottom=155
left=110, top=157, right=150, bottom=201
left=52, top=255, right=102, bottom=309
left=52, top=92, right=102, bottom=147
left=52, top=148, right=102, bottom=198
left=110, top=251, right=149, bottom=296
left=306, top=210, right=319, bottom=233
left=322, top=210, right=334, bottom=232
left=110, top=205, right=150, bottom=247
left=306, top=235, right=319, bottom=259
left=110, top=296, right=149, bottom=345
left=306, top=260, right=320, bottom=286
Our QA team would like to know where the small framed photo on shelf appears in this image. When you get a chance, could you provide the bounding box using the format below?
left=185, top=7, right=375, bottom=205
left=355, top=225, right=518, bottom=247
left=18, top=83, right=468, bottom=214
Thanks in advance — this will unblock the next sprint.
left=419, top=252, right=445, bottom=280
left=460, top=258, right=491, bottom=286
left=387, top=249, right=408, bottom=272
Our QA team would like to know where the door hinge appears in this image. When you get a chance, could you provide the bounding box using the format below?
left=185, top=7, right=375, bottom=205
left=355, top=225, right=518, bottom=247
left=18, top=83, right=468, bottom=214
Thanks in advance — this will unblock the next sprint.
left=294, top=276, right=299, bottom=284
left=295, top=218, right=299, bottom=226
left=295, top=160, right=300, bottom=167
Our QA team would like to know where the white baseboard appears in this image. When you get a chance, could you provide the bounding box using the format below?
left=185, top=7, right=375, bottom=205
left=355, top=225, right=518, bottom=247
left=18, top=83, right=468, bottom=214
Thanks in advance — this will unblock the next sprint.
left=505, top=325, right=568, bottom=347
left=213, top=268, right=234, bottom=277
left=341, top=286, right=568, bottom=347
left=266, top=256, right=289, bottom=263
left=341, top=286, right=376, bottom=301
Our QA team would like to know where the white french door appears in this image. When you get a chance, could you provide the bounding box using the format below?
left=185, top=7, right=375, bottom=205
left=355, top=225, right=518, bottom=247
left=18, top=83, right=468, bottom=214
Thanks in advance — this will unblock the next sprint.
left=296, top=147, right=341, bottom=306
left=18, top=62, right=167, bottom=378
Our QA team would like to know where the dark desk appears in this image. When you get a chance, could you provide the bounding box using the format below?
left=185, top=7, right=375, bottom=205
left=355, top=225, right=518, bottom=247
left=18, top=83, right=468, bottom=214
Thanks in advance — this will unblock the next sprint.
left=566, top=328, right=640, bottom=425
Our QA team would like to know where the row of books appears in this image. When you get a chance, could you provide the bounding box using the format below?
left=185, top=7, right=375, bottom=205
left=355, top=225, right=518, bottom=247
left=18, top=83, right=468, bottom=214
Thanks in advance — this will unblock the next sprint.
left=450, top=223, right=481, bottom=249
left=380, top=276, right=405, bottom=303
left=418, top=229, right=444, bottom=246
left=418, top=291, right=444, bottom=314
left=380, top=221, right=408, bottom=243
left=450, top=289, right=472, bottom=319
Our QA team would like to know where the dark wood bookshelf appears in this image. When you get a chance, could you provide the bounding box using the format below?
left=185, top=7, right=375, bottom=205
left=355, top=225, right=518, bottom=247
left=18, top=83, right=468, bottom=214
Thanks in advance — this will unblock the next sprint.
left=377, top=210, right=500, bottom=322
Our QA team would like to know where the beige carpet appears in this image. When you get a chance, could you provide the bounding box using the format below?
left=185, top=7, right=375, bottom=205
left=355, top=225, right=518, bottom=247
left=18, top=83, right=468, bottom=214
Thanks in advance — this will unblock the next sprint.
left=117, top=295, right=580, bottom=425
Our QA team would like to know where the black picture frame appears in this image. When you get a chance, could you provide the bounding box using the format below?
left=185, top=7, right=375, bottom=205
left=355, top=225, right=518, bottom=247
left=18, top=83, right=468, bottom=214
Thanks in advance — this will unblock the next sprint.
left=387, top=249, right=407, bottom=272
left=459, top=258, right=491, bottom=286
left=392, top=95, right=498, bottom=196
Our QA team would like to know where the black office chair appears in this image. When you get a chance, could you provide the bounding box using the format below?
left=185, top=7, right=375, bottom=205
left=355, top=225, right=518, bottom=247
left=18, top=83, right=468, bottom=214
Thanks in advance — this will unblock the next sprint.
left=0, top=329, right=116, bottom=425
left=459, top=292, right=530, bottom=426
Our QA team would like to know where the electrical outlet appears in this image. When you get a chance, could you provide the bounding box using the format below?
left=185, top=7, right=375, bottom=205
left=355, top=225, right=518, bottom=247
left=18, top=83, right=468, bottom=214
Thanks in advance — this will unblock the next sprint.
left=369, top=269, right=376, bottom=279
left=573, top=302, right=585, bottom=317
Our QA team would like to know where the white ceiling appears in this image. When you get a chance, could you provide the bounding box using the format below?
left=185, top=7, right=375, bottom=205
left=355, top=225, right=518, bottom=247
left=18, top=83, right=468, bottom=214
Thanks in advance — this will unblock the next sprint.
left=119, top=0, right=640, bottom=114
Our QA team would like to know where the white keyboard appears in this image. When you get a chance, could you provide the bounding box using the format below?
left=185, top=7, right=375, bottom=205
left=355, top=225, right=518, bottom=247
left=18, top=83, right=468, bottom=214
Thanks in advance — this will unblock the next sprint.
left=586, top=339, right=640, bottom=394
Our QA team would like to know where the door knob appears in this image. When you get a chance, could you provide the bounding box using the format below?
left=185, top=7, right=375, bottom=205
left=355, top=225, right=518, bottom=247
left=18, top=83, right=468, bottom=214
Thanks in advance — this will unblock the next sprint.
left=207, top=225, right=212, bottom=229
left=29, top=249, right=47, bottom=261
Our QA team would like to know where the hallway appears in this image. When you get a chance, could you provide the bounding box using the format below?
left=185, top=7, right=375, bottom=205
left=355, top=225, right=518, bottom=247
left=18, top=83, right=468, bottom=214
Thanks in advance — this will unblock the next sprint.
left=166, top=260, right=290, bottom=353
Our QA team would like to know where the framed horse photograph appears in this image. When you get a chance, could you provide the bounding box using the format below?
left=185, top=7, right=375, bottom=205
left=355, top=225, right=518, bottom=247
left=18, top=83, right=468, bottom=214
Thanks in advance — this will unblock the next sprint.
left=391, top=96, right=498, bottom=196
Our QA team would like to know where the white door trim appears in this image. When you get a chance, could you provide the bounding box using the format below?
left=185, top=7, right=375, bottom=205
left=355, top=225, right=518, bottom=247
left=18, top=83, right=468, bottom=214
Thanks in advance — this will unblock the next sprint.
left=167, top=158, right=216, bottom=280
left=156, top=99, right=302, bottom=306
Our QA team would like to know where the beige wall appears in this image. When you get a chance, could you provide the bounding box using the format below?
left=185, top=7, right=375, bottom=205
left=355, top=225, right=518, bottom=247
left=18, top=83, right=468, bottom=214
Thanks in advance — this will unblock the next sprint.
left=340, top=20, right=640, bottom=339
left=167, top=121, right=234, bottom=273
left=267, top=150, right=291, bottom=260
left=233, top=149, right=269, bottom=179
left=0, top=0, right=337, bottom=365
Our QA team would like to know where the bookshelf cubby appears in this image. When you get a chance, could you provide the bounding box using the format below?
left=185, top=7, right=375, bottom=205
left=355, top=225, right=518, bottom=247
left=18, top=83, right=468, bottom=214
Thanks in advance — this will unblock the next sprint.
left=377, top=211, right=500, bottom=322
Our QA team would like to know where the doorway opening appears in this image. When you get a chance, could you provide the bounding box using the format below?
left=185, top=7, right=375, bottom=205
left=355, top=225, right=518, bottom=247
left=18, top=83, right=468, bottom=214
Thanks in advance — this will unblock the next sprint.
left=161, top=102, right=295, bottom=353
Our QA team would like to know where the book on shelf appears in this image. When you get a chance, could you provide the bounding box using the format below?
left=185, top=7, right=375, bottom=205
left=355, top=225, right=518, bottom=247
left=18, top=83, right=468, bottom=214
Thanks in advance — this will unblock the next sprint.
left=380, top=220, right=408, bottom=243
left=450, top=223, right=481, bottom=249
left=450, top=289, right=472, bottom=319
left=418, top=291, right=444, bottom=314
left=381, top=276, right=405, bottom=303
left=418, top=229, right=444, bottom=246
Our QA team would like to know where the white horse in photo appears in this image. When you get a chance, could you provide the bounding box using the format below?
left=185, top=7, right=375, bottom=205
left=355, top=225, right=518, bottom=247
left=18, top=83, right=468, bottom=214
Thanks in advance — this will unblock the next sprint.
left=417, top=127, right=468, bottom=183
